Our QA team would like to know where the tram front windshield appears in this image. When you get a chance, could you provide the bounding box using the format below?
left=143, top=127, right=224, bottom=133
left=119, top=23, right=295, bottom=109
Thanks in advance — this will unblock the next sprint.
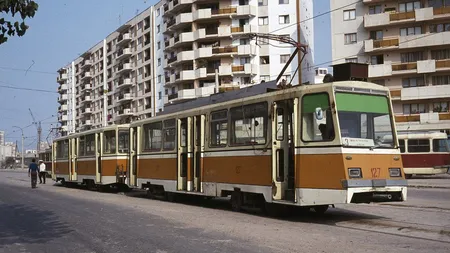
left=335, top=92, right=395, bottom=149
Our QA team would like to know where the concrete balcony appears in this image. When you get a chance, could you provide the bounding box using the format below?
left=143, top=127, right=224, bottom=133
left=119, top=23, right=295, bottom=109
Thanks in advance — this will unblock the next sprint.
left=58, top=104, right=68, bottom=112
left=57, top=73, right=68, bottom=83
left=401, top=84, right=450, bottom=101
left=116, top=48, right=132, bottom=61
left=364, top=38, right=399, bottom=53
left=173, top=50, right=194, bottom=64
left=117, top=93, right=133, bottom=103
left=117, top=33, right=131, bottom=46
left=368, top=63, right=392, bottom=78
left=81, top=96, right=92, bottom=104
left=80, top=72, right=92, bottom=81
left=364, top=7, right=440, bottom=29
left=436, top=59, right=450, bottom=71
left=168, top=0, right=194, bottom=14
left=116, top=108, right=133, bottom=118
left=231, top=64, right=257, bottom=75
left=82, top=83, right=92, bottom=90
left=82, top=59, right=92, bottom=69
left=389, top=89, right=401, bottom=101
left=166, top=32, right=194, bottom=49
left=58, top=114, right=68, bottom=122
left=395, top=112, right=450, bottom=131
left=58, top=94, right=68, bottom=104
left=116, top=63, right=132, bottom=75
left=82, top=120, right=92, bottom=126
left=174, top=70, right=196, bottom=81
left=392, top=62, right=417, bottom=74
left=399, top=31, right=450, bottom=50
left=235, top=5, right=257, bottom=17
left=218, top=65, right=232, bottom=76
left=81, top=107, right=92, bottom=114
left=230, top=24, right=257, bottom=35
left=236, top=44, right=256, bottom=55
left=169, top=12, right=193, bottom=30
left=169, top=89, right=196, bottom=102
left=117, top=78, right=133, bottom=89
left=195, top=85, right=216, bottom=97
left=58, top=84, right=68, bottom=93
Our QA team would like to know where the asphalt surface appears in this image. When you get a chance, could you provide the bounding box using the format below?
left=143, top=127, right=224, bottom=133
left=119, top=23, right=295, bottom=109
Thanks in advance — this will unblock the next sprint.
left=1, top=171, right=450, bottom=253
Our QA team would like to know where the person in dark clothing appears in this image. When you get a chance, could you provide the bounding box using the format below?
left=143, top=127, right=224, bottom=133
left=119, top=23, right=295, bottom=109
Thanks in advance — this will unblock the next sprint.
left=28, top=158, right=39, bottom=188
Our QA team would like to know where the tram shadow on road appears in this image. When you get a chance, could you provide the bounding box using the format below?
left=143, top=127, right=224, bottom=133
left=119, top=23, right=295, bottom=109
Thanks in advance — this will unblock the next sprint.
left=0, top=203, right=73, bottom=248
left=125, top=190, right=383, bottom=226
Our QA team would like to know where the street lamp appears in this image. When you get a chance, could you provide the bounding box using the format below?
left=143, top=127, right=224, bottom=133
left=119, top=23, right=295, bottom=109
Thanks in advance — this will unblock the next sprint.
left=12, top=126, right=24, bottom=170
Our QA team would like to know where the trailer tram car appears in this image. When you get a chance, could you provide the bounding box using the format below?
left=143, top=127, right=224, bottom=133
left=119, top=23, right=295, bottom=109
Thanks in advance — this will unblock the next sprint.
left=397, top=132, right=450, bottom=179
left=129, top=81, right=407, bottom=212
left=52, top=125, right=130, bottom=189
left=38, top=148, right=53, bottom=178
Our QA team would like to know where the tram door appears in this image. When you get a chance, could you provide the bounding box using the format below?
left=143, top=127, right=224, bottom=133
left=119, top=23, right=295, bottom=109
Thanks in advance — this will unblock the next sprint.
left=128, top=127, right=138, bottom=187
left=177, top=118, right=190, bottom=191
left=272, top=99, right=297, bottom=201
left=192, top=115, right=205, bottom=192
left=95, top=133, right=101, bottom=183
left=70, top=138, right=78, bottom=182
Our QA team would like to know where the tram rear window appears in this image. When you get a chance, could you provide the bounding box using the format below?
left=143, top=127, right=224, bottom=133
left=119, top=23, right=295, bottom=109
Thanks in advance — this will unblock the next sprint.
left=230, top=102, right=268, bottom=146
left=433, top=139, right=449, bottom=152
left=407, top=139, right=430, bottom=153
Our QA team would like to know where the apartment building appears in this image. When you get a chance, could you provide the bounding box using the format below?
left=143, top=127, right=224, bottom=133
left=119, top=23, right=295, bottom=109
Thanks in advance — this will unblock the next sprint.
left=57, top=0, right=314, bottom=136
left=331, top=0, right=450, bottom=134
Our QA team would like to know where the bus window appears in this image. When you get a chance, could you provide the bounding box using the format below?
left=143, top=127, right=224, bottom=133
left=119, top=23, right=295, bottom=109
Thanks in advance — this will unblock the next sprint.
left=433, top=139, right=449, bottom=152
left=399, top=139, right=406, bottom=153
left=104, top=130, right=116, bottom=154
left=163, top=119, right=176, bottom=151
left=118, top=130, right=129, bottom=153
left=210, top=110, right=228, bottom=147
left=143, top=122, right=162, bottom=151
left=302, top=93, right=334, bottom=142
left=407, top=139, right=430, bottom=153
left=230, top=102, right=267, bottom=146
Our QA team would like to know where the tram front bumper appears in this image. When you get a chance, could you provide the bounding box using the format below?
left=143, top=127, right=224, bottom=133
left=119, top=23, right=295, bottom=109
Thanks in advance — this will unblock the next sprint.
left=342, top=179, right=408, bottom=203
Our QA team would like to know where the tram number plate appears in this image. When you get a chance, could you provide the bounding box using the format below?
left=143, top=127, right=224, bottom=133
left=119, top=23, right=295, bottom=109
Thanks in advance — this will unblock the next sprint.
left=371, top=168, right=381, bottom=178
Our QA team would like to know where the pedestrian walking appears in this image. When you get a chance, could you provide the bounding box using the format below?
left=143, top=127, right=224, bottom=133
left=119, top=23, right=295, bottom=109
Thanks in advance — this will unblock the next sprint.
left=28, top=158, right=39, bottom=188
left=38, top=160, right=46, bottom=184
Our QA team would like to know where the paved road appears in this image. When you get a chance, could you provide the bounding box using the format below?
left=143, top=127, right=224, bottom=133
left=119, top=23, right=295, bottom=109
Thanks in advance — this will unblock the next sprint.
left=1, top=171, right=449, bottom=253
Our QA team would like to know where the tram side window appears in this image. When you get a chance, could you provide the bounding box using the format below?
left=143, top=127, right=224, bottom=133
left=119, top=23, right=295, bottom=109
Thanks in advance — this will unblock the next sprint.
left=433, top=139, right=449, bottom=152
left=85, top=134, right=95, bottom=156
left=118, top=130, right=129, bottom=153
left=230, top=102, right=268, bottom=146
left=302, top=93, right=334, bottom=142
left=143, top=122, right=162, bottom=151
left=104, top=131, right=116, bottom=154
left=407, top=139, right=430, bottom=153
left=210, top=110, right=228, bottom=147
left=56, top=140, right=69, bottom=159
left=163, top=119, right=176, bottom=150
left=78, top=136, right=86, bottom=157
left=399, top=139, right=406, bottom=153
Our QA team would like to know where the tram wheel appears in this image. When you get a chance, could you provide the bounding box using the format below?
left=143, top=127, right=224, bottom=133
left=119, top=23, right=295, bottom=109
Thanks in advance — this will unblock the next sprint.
left=313, top=205, right=329, bottom=214
left=231, top=191, right=243, bottom=212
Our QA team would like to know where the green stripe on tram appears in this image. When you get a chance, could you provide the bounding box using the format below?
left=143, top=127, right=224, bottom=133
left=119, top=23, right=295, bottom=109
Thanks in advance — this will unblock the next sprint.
left=335, top=93, right=389, bottom=114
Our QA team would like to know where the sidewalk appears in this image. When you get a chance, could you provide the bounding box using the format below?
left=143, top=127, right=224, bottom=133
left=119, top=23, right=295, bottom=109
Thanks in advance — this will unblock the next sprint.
left=407, top=173, right=450, bottom=189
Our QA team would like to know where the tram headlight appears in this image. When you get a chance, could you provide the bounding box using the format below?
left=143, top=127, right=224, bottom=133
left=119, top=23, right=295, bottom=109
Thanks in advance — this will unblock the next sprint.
left=389, top=168, right=402, bottom=177
left=348, top=168, right=362, bottom=178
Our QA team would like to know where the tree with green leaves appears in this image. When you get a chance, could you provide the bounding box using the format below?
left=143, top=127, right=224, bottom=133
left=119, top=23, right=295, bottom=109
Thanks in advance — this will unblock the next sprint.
left=0, top=0, right=39, bottom=44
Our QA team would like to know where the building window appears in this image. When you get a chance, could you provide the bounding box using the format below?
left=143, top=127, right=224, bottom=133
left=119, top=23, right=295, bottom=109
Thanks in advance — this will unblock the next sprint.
left=258, top=0, right=268, bottom=6
left=280, top=54, right=290, bottom=64
left=399, top=1, right=421, bottom=13
left=429, top=23, right=450, bottom=33
left=432, top=75, right=450, bottom=85
left=157, top=25, right=160, bottom=33
left=158, top=91, right=162, bottom=100
left=369, top=5, right=382, bottom=14
left=157, top=42, right=161, bottom=50
left=279, top=0, right=289, bottom=4
left=429, top=0, right=450, bottom=8
left=370, top=30, right=383, bottom=40
left=157, top=8, right=160, bottom=16
left=158, top=75, right=161, bottom=83
left=279, top=15, right=290, bottom=24
left=371, top=55, right=384, bottom=65
left=402, top=77, right=425, bottom=88
left=400, top=51, right=423, bottom=63
left=345, top=58, right=358, bottom=63
left=432, top=48, right=450, bottom=60
left=343, top=9, right=356, bottom=21
left=260, top=56, right=270, bottom=64
left=158, top=58, right=161, bottom=66
left=240, top=57, right=251, bottom=65
left=433, top=102, right=449, bottom=112
left=258, top=17, right=269, bottom=25
left=344, top=33, right=357, bottom=44
left=403, top=103, right=426, bottom=114
left=400, top=26, right=422, bottom=36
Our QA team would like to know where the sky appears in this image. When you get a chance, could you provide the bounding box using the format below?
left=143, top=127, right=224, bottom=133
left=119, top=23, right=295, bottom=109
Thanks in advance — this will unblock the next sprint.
left=0, top=0, right=331, bottom=151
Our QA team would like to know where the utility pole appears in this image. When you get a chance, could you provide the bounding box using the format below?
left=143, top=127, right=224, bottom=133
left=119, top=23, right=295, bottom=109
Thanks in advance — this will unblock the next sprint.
left=28, top=108, right=42, bottom=153
left=13, top=126, right=24, bottom=170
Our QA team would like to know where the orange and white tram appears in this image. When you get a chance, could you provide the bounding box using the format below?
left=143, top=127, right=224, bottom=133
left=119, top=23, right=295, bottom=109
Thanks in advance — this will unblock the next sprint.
left=52, top=125, right=130, bottom=188
left=127, top=81, right=407, bottom=212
